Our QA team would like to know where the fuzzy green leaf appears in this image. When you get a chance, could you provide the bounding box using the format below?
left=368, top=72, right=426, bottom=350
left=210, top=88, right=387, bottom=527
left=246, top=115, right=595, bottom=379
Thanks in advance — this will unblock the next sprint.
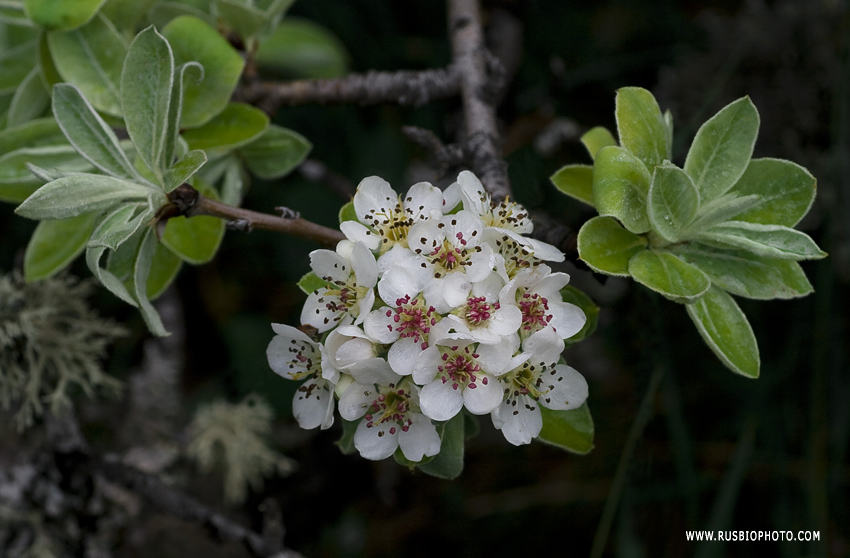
left=86, top=217, right=139, bottom=307
left=52, top=83, right=141, bottom=180
left=24, top=0, right=106, bottom=30
left=182, top=102, right=269, bottom=151
left=551, top=164, right=594, bottom=207
left=7, top=67, right=49, bottom=127
left=239, top=125, right=311, bottom=180
left=592, top=145, right=652, bottom=234
left=163, top=61, right=202, bottom=172
left=615, top=86, right=669, bottom=170
left=580, top=126, right=617, bottom=161
left=0, top=40, right=36, bottom=94
left=99, top=0, right=158, bottom=32
left=121, top=25, right=174, bottom=180
left=163, top=149, right=207, bottom=193
left=24, top=212, right=98, bottom=281
left=674, top=245, right=814, bottom=300
left=628, top=249, right=711, bottom=304
left=728, top=158, right=816, bottom=227
left=417, top=412, right=464, bottom=479
left=0, top=117, right=64, bottom=154
left=146, top=240, right=182, bottom=299
left=684, top=193, right=761, bottom=234
left=695, top=221, right=826, bottom=261
left=162, top=15, right=244, bottom=128
left=87, top=202, right=151, bottom=251
left=255, top=18, right=349, bottom=79
left=133, top=227, right=168, bottom=335
left=685, top=286, right=760, bottom=378
left=684, top=96, right=759, bottom=202
left=15, top=174, right=151, bottom=219
left=0, top=145, right=93, bottom=202
left=648, top=162, right=699, bottom=242
left=296, top=270, right=330, bottom=295
left=577, top=215, right=647, bottom=277
left=46, top=14, right=127, bottom=116
left=537, top=403, right=594, bottom=454
left=215, top=0, right=266, bottom=40
left=160, top=183, right=225, bottom=264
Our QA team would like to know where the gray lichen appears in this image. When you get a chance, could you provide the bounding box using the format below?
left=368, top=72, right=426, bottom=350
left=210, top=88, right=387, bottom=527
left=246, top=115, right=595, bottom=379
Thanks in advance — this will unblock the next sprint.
left=0, top=272, right=125, bottom=430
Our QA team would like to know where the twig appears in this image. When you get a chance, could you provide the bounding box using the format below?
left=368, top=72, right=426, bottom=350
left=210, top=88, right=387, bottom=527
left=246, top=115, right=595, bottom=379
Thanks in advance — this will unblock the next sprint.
left=236, top=66, right=461, bottom=115
left=401, top=126, right=465, bottom=173
left=164, top=184, right=344, bottom=247
left=298, top=159, right=355, bottom=200
left=447, top=0, right=511, bottom=202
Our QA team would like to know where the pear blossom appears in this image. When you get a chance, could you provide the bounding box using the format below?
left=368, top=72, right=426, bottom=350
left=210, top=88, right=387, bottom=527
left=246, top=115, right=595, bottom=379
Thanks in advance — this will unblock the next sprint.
left=451, top=170, right=533, bottom=234
left=503, top=265, right=586, bottom=340
left=339, top=375, right=440, bottom=461
left=301, top=241, right=377, bottom=332
left=266, top=324, right=336, bottom=430
left=491, top=328, right=589, bottom=445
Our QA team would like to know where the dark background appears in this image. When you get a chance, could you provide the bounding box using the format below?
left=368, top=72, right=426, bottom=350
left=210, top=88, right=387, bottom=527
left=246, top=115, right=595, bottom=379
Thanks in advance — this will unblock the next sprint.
left=1, top=0, right=847, bottom=556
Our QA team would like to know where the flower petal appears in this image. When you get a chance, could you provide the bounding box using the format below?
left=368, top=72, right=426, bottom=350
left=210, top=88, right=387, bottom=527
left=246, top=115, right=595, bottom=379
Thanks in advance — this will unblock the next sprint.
left=404, top=181, right=443, bottom=221
left=398, top=413, right=441, bottom=462
left=363, top=308, right=399, bottom=344
left=549, top=301, right=587, bottom=340
left=419, top=379, right=464, bottom=421
left=494, top=396, right=542, bottom=445
left=350, top=241, right=378, bottom=288
left=541, top=364, right=588, bottom=411
left=338, top=382, right=377, bottom=421
left=340, top=220, right=380, bottom=251
left=388, top=336, right=425, bottom=376
left=354, top=418, right=399, bottom=460
left=462, top=374, right=503, bottom=415
left=412, top=346, right=442, bottom=384
left=301, top=289, right=344, bottom=332
left=378, top=265, right=418, bottom=306
left=309, top=249, right=350, bottom=283
left=293, top=378, right=335, bottom=430
left=354, top=176, right=396, bottom=223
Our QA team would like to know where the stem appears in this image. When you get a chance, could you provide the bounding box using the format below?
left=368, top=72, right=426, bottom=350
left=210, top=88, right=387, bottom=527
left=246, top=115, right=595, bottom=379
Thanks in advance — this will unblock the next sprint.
left=590, top=364, right=665, bottom=558
left=447, top=0, right=511, bottom=202
left=167, top=184, right=344, bottom=247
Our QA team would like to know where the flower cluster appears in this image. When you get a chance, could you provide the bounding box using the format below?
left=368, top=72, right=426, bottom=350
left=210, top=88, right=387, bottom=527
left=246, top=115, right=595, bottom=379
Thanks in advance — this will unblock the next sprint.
left=267, top=171, right=589, bottom=462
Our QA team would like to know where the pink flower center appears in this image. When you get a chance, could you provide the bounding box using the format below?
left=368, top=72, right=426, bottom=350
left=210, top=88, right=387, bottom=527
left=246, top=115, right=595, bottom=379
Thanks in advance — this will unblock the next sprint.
left=364, top=386, right=413, bottom=433
left=385, top=295, right=438, bottom=350
left=464, top=296, right=499, bottom=326
left=519, top=292, right=552, bottom=332
left=437, top=345, right=490, bottom=391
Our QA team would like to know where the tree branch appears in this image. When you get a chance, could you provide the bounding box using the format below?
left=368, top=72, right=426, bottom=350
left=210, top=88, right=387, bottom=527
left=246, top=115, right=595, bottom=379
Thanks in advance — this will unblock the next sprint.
left=236, top=66, right=461, bottom=115
left=164, top=185, right=344, bottom=247
left=447, top=0, right=511, bottom=202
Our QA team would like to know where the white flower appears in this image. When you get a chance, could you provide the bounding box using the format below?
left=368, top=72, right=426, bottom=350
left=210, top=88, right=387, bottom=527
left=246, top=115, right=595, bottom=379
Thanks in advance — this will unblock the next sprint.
left=407, top=210, right=496, bottom=313
left=485, top=228, right=565, bottom=281
left=451, top=170, right=533, bottom=233
left=439, top=272, right=522, bottom=344
left=502, top=265, right=586, bottom=340
left=491, top=328, right=589, bottom=445
left=340, top=176, right=443, bottom=257
left=323, top=325, right=395, bottom=383
left=412, top=338, right=517, bottom=421
left=266, top=324, right=335, bottom=430
left=338, top=376, right=440, bottom=461
left=301, top=241, right=377, bottom=332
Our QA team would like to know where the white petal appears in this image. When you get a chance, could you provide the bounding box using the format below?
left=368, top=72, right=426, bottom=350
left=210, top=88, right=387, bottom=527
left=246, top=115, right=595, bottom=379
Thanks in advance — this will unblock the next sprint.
left=462, top=374, right=503, bottom=415
left=533, top=271, right=571, bottom=297
left=349, top=242, right=378, bottom=289
left=523, top=327, right=564, bottom=365
left=338, top=382, right=377, bottom=421
left=347, top=358, right=399, bottom=385
left=443, top=210, right=483, bottom=247
left=267, top=325, right=316, bottom=378
left=340, top=220, right=380, bottom=251
left=412, top=346, right=442, bottom=385
left=293, top=378, right=335, bottom=430
left=489, top=304, right=523, bottom=337
left=363, top=308, right=400, bottom=344
left=526, top=237, right=565, bottom=262
left=353, top=418, right=399, bottom=460
left=471, top=272, right=505, bottom=300
left=464, top=244, right=495, bottom=283
left=378, top=265, right=418, bottom=306
left=335, top=337, right=376, bottom=367
left=419, top=380, right=464, bottom=421
left=388, top=336, right=425, bottom=376
left=301, top=290, right=343, bottom=332
left=353, top=288, right=374, bottom=326
left=457, top=170, right=490, bottom=216
left=407, top=219, right=443, bottom=256
left=495, top=396, right=542, bottom=445
left=442, top=182, right=462, bottom=213
left=398, top=414, right=441, bottom=461
left=320, top=344, right=340, bottom=383
left=354, top=176, right=396, bottom=223
left=549, top=301, right=587, bottom=340
left=309, top=249, right=350, bottom=283
left=376, top=244, right=418, bottom=276
left=540, top=364, right=588, bottom=411
left=440, top=272, right=472, bottom=309
left=404, top=182, right=443, bottom=221
left=474, top=341, right=514, bottom=376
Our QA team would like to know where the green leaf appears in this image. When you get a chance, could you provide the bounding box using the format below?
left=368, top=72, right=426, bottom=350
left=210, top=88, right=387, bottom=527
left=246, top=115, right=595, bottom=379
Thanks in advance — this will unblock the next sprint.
left=663, top=109, right=673, bottom=156
left=683, top=96, right=759, bottom=202
left=296, top=270, right=329, bottom=295
left=121, top=25, right=174, bottom=181
left=550, top=164, right=594, bottom=207
left=215, top=0, right=266, bottom=40
left=133, top=227, right=169, bottom=335
left=24, top=0, right=106, bottom=30
left=182, top=102, right=269, bottom=151
left=162, top=15, right=244, bottom=128
left=255, top=18, right=349, bottom=79
left=559, top=285, right=599, bottom=345
left=239, top=125, right=311, bottom=180
left=674, top=244, right=814, bottom=300
left=160, top=183, right=225, bottom=264
left=24, top=212, right=98, bottom=281
left=685, top=286, right=760, bottom=378
left=163, top=149, right=206, bottom=192
left=86, top=216, right=140, bottom=307
left=337, top=200, right=356, bottom=224
left=0, top=1, right=33, bottom=27
left=37, top=32, right=62, bottom=88
left=163, top=61, right=202, bottom=172
left=46, top=14, right=127, bottom=116
left=615, top=86, right=669, bottom=170
left=146, top=240, right=182, bottom=299
left=99, top=0, right=158, bottom=32
left=15, top=174, right=153, bottom=219
left=684, top=192, right=761, bottom=234
left=577, top=215, right=647, bottom=277
left=695, top=221, right=826, bottom=261
left=593, top=145, right=652, bottom=234
left=728, top=158, right=816, bottom=227
left=0, top=117, right=63, bottom=153
left=628, top=249, right=711, bottom=304
left=87, top=202, right=151, bottom=250
left=537, top=403, right=594, bottom=454
left=335, top=418, right=358, bottom=455
left=580, top=126, right=617, bottom=161
left=0, top=39, right=36, bottom=94
left=219, top=155, right=247, bottom=206
left=417, top=413, right=464, bottom=479
left=52, top=83, right=141, bottom=180
left=147, top=1, right=215, bottom=29
left=7, top=67, right=49, bottom=126
left=0, top=145, right=94, bottom=202
left=647, top=162, right=699, bottom=242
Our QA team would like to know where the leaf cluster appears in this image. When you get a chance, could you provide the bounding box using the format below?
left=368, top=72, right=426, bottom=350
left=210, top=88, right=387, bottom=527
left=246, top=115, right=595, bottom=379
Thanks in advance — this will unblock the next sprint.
left=0, top=271, right=124, bottom=430
left=552, top=87, right=825, bottom=377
